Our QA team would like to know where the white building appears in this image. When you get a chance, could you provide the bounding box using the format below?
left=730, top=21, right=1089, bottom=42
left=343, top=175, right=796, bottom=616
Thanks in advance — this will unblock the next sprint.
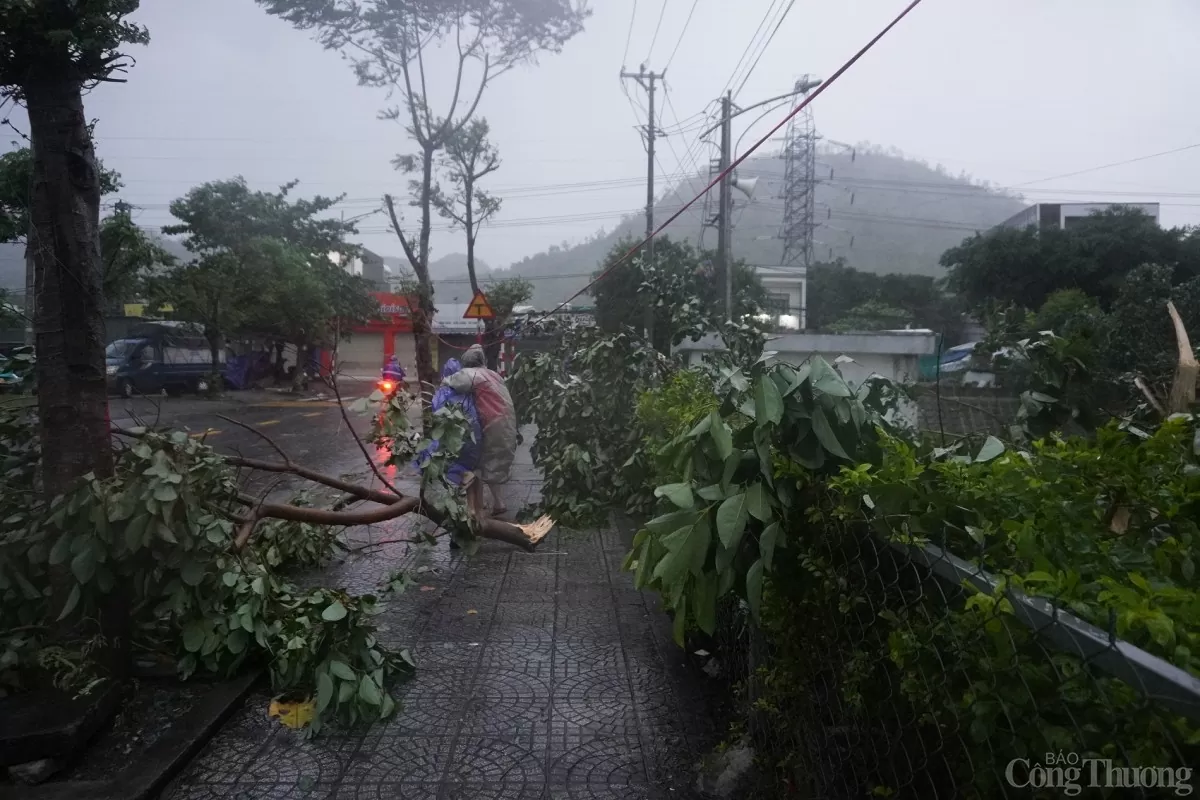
left=755, top=265, right=807, bottom=330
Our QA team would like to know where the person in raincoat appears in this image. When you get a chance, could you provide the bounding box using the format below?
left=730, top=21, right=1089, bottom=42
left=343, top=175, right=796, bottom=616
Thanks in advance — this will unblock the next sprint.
left=441, top=344, right=517, bottom=517
left=415, top=359, right=483, bottom=502
left=381, top=355, right=405, bottom=385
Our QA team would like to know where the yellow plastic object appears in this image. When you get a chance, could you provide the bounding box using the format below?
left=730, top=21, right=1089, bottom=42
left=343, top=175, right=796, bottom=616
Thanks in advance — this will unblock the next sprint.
left=268, top=696, right=315, bottom=730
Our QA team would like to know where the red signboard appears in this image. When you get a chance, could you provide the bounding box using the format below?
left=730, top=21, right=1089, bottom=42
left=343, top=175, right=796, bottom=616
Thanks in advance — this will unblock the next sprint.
left=372, top=292, right=412, bottom=322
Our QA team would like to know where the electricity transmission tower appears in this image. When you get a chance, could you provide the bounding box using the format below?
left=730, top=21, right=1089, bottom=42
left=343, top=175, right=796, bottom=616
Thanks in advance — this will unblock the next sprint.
left=779, top=75, right=819, bottom=270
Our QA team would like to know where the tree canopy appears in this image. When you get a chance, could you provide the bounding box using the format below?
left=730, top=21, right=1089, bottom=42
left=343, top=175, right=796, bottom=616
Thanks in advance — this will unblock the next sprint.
left=151, top=177, right=376, bottom=371
left=592, top=236, right=764, bottom=351
left=806, top=260, right=963, bottom=339
left=941, top=207, right=1198, bottom=312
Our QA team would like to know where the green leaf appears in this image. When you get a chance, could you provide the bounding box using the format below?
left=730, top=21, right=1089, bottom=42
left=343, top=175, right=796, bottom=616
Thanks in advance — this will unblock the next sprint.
left=226, top=629, right=248, bottom=654
left=754, top=374, right=784, bottom=425
left=675, top=516, right=712, bottom=577
left=746, top=559, right=765, bottom=621
left=720, top=453, right=740, bottom=493
left=123, top=514, right=149, bottom=551
left=672, top=594, right=688, bottom=646
left=153, top=484, right=178, bottom=503
left=329, top=660, right=356, bottom=681
left=691, top=572, right=718, bottom=636
left=760, top=521, right=781, bottom=570
left=181, top=560, right=205, bottom=587
left=645, top=509, right=700, bottom=534
left=358, top=674, right=382, bottom=706
left=49, top=532, right=71, bottom=565
left=811, top=407, right=850, bottom=460
left=654, top=482, right=694, bottom=510
left=708, top=411, right=732, bottom=459
left=56, top=584, right=81, bottom=622
left=696, top=484, right=725, bottom=502
left=338, top=680, right=355, bottom=703
left=716, top=493, right=749, bottom=551
left=686, top=414, right=712, bottom=439
left=745, top=483, right=772, bottom=522
left=810, top=357, right=852, bottom=397
left=316, top=672, right=335, bottom=712
left=322, top=601, right=348, bottom=622
left=70, top=546, right=97, bottom=585
left=183, top=623, right=205, bottom=653
left=975, top=436, right=1005, bottom=463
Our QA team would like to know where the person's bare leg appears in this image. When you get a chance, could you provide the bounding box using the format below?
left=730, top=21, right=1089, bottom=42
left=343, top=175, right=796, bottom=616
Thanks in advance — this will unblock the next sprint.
left=487, top=482, right=508, bottom=516
left=465, top=473, right=486, bottom=519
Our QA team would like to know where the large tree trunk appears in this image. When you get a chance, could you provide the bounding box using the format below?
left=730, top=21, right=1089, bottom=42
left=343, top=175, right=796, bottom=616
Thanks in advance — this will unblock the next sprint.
left=23, top=244, right=35, bottom=346
left=411, top=145, right=438, bottom=416
left=26, top=77, right=112, bottom=494
left=25, top=74, right=127, bottom=679
left=291, top=343, right=308, bottom=392
left=206, top=328, right=223, bottom=393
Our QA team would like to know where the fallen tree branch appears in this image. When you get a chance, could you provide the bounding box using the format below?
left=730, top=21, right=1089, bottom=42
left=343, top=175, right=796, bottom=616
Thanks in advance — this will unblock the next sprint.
left=224, top=455, right=397, bottom=506
left=113, top=413, right=550, bottom=553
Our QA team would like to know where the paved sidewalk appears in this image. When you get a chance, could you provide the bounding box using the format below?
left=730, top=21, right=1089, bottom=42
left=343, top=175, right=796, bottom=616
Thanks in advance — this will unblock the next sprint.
left=162, top=441, right=717, bottom=799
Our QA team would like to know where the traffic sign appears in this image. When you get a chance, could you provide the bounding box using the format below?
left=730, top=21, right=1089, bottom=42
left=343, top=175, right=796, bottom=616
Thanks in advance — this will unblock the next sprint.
left=463, top=290, right=496, bottom=320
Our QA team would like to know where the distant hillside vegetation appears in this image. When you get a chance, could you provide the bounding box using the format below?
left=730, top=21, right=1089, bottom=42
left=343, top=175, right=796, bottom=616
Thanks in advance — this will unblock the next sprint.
left=474, top=144, right=1027, bottom=309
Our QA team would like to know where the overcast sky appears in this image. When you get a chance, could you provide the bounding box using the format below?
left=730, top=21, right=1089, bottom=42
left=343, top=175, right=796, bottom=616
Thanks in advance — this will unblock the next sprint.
left=12, top=0, right=1199, bottom=268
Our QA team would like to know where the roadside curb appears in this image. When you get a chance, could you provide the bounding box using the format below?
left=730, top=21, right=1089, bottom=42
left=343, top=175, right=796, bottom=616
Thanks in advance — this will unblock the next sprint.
left=5, top=670, right=262, bottom=800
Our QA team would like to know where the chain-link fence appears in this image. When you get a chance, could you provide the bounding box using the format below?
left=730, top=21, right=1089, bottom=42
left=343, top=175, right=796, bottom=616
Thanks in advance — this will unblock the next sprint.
left=707, top=521, right=1200, bottom=799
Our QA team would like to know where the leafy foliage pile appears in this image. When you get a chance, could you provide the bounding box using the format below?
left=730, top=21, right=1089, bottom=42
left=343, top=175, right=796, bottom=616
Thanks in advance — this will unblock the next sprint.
left=508, top=326, right=672, bottom=523
left=620, top=355, right=1199, bottom=793
left=623, top=356, right=896, bottom=643
left=511, top=297, right=1198, bottom=794
left=0, top=408, right=410, bottom=735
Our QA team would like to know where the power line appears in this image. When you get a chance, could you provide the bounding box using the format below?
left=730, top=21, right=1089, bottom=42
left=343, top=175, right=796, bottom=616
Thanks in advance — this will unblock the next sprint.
left=733, top=0, right=797, bottom=99
left=646, top=0, right=671, bottom=64
left=663, top=0, right=701, bottom=70
left=527, top=0, right=927, bottom=326
left=621, top=0, right=639, bottom=68
left=1012, top=143, right=1200, bottom=188
left=720, top=0, right=781, bottom=99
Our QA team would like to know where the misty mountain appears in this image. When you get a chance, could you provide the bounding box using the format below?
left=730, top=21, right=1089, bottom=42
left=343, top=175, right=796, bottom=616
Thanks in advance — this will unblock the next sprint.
left=0, top=237, right=194, bottom=296
left=382, top=253, right=492, bottom=283
left=477, top=145, right=1027, bottom=309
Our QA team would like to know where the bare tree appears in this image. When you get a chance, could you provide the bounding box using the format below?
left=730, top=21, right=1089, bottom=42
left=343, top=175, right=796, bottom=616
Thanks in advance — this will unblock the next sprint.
left=432, top=118, right=502, bottom=365
left=259, top=0, right=590, bottom=418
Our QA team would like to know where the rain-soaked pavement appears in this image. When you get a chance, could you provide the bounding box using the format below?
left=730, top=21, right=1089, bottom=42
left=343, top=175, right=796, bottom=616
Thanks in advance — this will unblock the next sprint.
left=160, top=429, right=718, bottom=799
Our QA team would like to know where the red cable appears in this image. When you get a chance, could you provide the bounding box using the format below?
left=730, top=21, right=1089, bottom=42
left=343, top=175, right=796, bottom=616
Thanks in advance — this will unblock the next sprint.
left=523, top=0, right=925, bottom=328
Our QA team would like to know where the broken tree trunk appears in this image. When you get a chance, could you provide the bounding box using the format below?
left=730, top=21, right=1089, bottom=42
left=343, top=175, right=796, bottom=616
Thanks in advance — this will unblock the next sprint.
left=1166, top=300, right=1198, bottom=414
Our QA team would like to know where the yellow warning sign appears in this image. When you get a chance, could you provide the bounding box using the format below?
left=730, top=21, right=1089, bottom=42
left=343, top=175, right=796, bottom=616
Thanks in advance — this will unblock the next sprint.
left=463, top=290, right=496, bottom=320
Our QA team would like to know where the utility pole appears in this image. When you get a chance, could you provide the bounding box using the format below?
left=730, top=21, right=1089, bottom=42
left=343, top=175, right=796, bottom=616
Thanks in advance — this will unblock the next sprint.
left=718, top=91, right=733, bottom=321
left=620, top=65, right=665, bottom=345
left=700, top=79, right=821, bottom=324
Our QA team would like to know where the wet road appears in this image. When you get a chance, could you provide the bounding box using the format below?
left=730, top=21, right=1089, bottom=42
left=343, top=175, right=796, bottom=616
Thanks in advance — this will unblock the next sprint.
left=109, top=391, right=423, bottom=499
